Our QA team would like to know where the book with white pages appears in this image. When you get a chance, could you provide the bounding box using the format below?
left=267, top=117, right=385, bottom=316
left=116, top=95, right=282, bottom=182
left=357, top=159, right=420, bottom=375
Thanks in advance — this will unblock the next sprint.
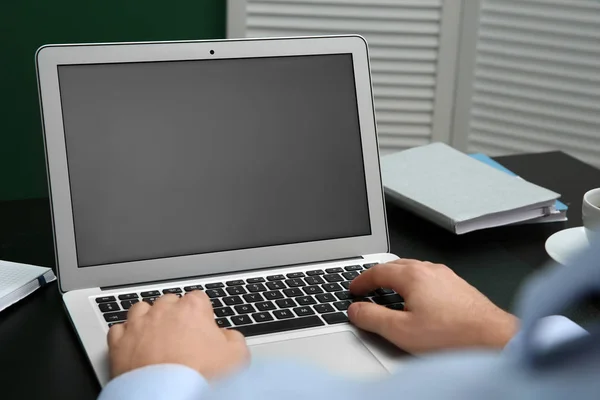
left=381, top=143, right=561, bottom=235
left=0, top=260, right=56, bottom=312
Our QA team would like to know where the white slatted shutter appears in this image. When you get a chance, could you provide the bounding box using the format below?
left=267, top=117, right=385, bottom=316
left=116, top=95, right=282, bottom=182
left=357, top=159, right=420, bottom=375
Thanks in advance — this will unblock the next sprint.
left=454, top=0, right=600, bottom=168
left=228, top=0, right=462, bottom=155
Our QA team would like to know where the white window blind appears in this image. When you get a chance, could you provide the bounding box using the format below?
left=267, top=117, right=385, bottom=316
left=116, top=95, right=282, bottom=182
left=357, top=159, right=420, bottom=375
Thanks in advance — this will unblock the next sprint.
left=228, top=0, right=462, bottom=155
left=454, top=0, right=600, bottom=168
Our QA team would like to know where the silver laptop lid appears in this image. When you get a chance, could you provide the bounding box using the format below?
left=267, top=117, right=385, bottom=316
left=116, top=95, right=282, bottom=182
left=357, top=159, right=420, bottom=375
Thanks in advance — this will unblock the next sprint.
left=36, top=36, right=388, bottom=292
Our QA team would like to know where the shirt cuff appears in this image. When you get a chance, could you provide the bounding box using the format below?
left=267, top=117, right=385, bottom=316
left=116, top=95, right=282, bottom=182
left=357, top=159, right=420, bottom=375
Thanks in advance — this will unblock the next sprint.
left=504, top=315, right=588, bottom=354
left=98, top=364, right=209, bottom=400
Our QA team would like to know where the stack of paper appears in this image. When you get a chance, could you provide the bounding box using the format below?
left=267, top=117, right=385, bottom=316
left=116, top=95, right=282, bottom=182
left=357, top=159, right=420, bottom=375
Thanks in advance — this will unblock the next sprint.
left=468, top=153, right=568, bottom=224
left=381, top=143, right=565, bottom=235
left=0, top=260, right=56, bottom=312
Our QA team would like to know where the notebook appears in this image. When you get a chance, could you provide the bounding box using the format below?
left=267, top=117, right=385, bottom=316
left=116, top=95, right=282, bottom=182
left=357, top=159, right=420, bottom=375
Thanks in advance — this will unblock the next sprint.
left=381, top=143, right=561, bottom=234
left=0, top=260, right=56, bottom=312
left=469, top=153, right=568, bottom=224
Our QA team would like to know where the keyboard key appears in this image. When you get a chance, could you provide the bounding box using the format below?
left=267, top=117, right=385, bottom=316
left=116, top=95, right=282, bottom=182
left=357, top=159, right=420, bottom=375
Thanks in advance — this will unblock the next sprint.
left=231, top=316, right=324, bottom=337
left=276, top=299, right=297, bottom=308
left=286, top=272, right=305, bottom=278
left=314, top=304, right=335, bottom=314
left=103, top=311, right=128, bottom=323
left=183, top=285, right=203, bottom=292
left=285, top=278, right=305, bottom=287
left=140, top=291, right=160, bottom=297
left=387, top=303, right=404, bottom=311
left=205, top=282, right=224, bottom=289
left=303, top=286, right=323, bottom=295
left=266, top=281, right=286, bottom=290
left=341, top=281, right=351, bottom=290
left=296, top=296, right=317, bottom=306
left=214, top=307, right=235, bottom=317
left=322, top=312, right=349, bottom=324
left=118, top=293, right=138, bottom=301
left=293, top=306, right=315, bottom=317
left=283, top=288, right=303, bottom=297
left=143, top=297, right=158, bottom=305
left=263, top=290, right=284, bottom=300
left=206, top=289, right=226, bottom=298
left=223, top=296, right=244, bottom=306
left=231, top=315, right=252, bottom=325
left=108, top=322, right=125, bottom=327
left=98, top=302, right=120, bottom=313
left=235, top=304, right=256, bottom=314
left=95, top=296, right=116, bottom=303
left=267, top=274, right=285, bottom=281
left=246, top=283, right=267, bottom=292
left=273, top=309, right=294, bottom=319
left=351, top=297, right=372, bottom=303
left=335, top=291, right=352, bottom=300
left=226, top=280, right=245, bottom=286
left=333, top=300, right=352, bottom=311
left=243, top=293, right=264, bottom=303
left=120, top=300, right=139, bottom=310
left=306, top=269, right=324, bottom=276
left=324, top=274, right=343, bottom=283
left=345, top=265, right=362, bottom=271
left=363, top=263, right=378, bottom=269
left=256, top=301, right=276, bottom=311
left=162, top=288, right=182, bottom=295
left=373, top=294, right=404, bottom=305
left=215, top=318, right=231, bottom=328
left=375, top=288, right=395, bottom=296
left=226, top=286, right=247, bottom=296
left=325, top=267, right=343, bottom=273
left=322, top=283, right=342, bottom=292
left=315, top=293, right=336, bottom=303
left=252, top=312, right=274, bottom=323
left=246, top=277, right=266, bottom=283
left=210, top=298, right=223, bottom=308
left=305, top=276, right=325, bottom=285
left=342, top=271, right=360, bottom=281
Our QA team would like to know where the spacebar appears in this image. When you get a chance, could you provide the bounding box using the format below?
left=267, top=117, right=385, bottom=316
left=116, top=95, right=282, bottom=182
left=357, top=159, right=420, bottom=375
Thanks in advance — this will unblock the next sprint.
left=231, top=316, right=324, bottom=337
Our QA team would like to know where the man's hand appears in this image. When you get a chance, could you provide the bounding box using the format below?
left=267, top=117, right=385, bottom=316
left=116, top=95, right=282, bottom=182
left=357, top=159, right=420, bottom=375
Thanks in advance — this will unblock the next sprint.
left=348, top=259, right=518, bottom=353
left=107, top=291, right=249, bottom=380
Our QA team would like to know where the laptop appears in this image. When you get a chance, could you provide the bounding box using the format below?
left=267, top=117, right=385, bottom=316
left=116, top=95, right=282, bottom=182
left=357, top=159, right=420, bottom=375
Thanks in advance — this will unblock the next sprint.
left=36, top=35, right=405, bottom=385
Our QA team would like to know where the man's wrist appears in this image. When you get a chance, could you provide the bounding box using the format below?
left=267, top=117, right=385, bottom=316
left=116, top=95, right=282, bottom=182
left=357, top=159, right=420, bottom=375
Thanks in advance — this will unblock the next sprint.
left=479, top=311, right=519, bottom=348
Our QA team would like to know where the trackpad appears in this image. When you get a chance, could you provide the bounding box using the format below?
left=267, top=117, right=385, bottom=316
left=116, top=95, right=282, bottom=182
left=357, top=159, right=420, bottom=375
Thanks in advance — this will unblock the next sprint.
left=250, top=331, right=388, bottom=379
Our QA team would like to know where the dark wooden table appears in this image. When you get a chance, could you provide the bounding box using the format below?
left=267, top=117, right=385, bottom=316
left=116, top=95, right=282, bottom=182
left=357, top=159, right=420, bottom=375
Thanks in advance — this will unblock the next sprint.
left=1, top=151, right=599, bottom=399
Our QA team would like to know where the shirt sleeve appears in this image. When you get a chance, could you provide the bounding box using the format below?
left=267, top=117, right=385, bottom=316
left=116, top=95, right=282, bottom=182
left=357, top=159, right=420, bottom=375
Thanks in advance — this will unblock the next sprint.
left=97, top=364, right=209, bottom=400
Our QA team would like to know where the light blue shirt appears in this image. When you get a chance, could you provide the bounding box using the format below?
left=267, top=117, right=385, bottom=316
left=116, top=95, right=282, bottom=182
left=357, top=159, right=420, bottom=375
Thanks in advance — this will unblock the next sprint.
left=99, top=242, right=600, bottom=400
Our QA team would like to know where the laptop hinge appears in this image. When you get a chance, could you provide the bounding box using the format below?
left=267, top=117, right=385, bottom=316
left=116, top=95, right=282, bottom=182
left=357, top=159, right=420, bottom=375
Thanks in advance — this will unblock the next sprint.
left=100, top=255, right=365, bottom=291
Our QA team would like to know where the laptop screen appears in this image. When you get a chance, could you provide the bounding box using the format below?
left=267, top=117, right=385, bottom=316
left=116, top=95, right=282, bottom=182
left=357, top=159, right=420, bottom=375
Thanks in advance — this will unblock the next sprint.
left=57, top=54, right=371, bottom=267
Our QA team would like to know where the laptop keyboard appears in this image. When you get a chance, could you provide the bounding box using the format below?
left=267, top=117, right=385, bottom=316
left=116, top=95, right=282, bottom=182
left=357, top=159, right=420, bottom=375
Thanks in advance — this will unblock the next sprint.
left=96, top=262, right=405, bottom=337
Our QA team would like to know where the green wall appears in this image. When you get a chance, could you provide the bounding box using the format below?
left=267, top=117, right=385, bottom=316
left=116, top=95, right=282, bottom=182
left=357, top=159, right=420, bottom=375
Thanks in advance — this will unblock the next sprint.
left=0, top=0, right=226, bottom=201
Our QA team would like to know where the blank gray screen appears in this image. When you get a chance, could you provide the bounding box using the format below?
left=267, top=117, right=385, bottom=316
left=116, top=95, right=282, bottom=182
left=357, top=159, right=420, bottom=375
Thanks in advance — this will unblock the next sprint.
left=58, top=54, right=370, bottom=267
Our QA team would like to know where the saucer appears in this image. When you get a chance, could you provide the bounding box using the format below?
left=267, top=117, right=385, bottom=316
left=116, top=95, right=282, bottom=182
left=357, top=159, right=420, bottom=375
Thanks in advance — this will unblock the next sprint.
left=545, top=227, right=591, bottom=266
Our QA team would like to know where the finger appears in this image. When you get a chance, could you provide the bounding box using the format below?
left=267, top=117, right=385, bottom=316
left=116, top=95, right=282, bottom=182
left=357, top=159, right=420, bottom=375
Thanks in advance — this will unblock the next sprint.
left=152, top=293, right=181, bottom=309
left=127, top=300, right=151, bottom=321
left=348, top=302, right=410, bottom=345
left=107, top=323, right=126, bottom=348
left=350, top=263, right=413, bottom=296
left=181, top=290, right=214, bottom=317
left=223, top=329, right=250, bottom=360
left=223, top=328, right=246, bottom=344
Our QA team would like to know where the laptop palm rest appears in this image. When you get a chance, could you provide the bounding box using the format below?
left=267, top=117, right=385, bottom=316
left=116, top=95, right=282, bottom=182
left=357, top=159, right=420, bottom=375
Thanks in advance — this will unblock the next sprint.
left=250, top=331, right=389, bottom=378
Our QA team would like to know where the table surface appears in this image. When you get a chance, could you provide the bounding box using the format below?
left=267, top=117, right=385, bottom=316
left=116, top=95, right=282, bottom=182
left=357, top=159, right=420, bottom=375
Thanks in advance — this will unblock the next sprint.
left=1, top=151, right=599, bottom=399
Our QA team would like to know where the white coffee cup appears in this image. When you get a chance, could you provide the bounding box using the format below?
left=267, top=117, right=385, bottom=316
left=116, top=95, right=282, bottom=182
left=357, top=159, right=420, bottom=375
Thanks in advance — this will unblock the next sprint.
left=582, top=188, right=600, bottom=242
